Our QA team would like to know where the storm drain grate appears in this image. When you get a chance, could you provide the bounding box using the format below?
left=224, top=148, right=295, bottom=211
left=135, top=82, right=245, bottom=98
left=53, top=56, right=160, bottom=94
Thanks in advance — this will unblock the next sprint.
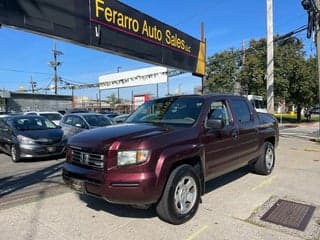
left=261, top=199, right=316, bottom=231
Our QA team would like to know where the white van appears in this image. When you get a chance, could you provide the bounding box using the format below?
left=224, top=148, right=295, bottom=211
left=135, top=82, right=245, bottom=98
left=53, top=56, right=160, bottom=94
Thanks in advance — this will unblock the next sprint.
left=247, top=95, right=267, bottom=113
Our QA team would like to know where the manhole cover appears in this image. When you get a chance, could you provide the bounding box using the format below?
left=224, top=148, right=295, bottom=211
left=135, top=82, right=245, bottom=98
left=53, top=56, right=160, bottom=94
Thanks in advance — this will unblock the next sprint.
left=261, top=199, right=316, bottom=231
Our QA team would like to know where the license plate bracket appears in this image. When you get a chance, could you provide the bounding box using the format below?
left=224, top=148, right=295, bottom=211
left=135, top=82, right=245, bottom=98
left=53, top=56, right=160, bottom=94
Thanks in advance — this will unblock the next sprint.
left=70, top=179, right=85, bottom=193
left=47, top=146, right=56, bottom=152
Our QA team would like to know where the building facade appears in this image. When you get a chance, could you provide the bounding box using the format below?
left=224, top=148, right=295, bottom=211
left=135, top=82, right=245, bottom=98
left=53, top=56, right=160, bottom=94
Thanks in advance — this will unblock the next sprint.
left=0, top=91, right=72, bottom=113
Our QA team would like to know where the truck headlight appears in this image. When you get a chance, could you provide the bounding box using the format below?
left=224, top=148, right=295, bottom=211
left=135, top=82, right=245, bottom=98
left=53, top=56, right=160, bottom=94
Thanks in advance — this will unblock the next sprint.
left=117, top=150, right=149, bottom=166
left=17, top=135, right=35, bottom=144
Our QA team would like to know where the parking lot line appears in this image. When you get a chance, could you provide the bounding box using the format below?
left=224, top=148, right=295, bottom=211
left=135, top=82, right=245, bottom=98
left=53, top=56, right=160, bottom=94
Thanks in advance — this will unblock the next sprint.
left=304, top=148, right=320, bottom=152
left=251, top=175, right=277, bottom=191
left=185, top=225, right=209, bottom=240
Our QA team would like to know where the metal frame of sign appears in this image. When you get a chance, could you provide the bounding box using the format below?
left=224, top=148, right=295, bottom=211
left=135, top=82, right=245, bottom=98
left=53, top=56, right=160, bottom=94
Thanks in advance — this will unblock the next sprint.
left=0, top=0, right=205, bottom=76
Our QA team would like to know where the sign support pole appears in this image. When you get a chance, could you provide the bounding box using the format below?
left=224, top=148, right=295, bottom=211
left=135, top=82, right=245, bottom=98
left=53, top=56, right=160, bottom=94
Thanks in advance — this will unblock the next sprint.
left=201, top=22, right=206, bottom=95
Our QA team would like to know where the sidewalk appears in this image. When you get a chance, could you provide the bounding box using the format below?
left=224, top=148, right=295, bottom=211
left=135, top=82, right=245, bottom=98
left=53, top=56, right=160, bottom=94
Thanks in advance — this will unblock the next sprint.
left=279, top=121, right=320, bottom=141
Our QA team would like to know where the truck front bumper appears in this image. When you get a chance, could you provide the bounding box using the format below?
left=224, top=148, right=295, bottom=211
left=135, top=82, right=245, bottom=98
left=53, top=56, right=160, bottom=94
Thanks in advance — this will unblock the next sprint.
left=62, top=162, right=161, bottom=205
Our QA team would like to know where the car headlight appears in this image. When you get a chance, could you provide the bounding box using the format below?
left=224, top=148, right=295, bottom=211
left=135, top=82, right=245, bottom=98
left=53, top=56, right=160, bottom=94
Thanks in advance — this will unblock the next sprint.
left=117, top=150, right=149, bottom=166
left=17, top=135, right=35, bottom=144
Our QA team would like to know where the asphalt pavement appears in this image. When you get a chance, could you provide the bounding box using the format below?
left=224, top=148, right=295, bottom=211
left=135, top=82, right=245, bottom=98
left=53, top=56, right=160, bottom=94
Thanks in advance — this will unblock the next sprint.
left=0, top=134, right=319, bottom=240
left=0, top=155, right=70, bottom=210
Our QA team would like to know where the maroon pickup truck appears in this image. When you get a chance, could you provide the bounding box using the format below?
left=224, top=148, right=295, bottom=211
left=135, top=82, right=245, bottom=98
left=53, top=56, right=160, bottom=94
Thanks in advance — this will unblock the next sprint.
left=63, top=94, right=278, bottom=224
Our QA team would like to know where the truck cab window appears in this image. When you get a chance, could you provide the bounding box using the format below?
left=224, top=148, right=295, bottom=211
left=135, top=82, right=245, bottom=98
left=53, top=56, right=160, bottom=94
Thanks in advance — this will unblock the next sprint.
left=230, top=99, right=251, bottom=123
left=208, top=101, right=230, bottom=127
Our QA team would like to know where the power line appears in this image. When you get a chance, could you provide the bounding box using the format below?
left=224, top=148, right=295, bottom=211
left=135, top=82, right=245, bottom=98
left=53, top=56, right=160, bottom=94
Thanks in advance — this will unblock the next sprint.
left=23, top=69, right=186, bottom=93
left=207, top=25, right=308, bottom=66
left=0, top=68, right=52, bottom=76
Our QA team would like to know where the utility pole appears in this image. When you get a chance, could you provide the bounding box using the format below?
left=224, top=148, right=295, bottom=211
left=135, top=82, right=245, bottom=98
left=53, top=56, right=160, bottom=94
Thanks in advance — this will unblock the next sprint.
left=99, top=88, right=102, bottom=111
left=242, top=40, right=246, bottom=66
left=301, top=0, right=320, bottom=139
left=266, top=0, right=274, bottom=114
left=30, top=76, right=37, bottom=110
left=316, top=0, right=320, bottom=139
left=117, top=66, right=121, bottom=102
left=314, top=0, right=320, bottom=140
left=50, top=41, right=63, bottom=95
left=30, top=76, right=37, bottom=94
left=71, top=86, right=75, bottom=108
left=156, top=83, right=159, bottom=98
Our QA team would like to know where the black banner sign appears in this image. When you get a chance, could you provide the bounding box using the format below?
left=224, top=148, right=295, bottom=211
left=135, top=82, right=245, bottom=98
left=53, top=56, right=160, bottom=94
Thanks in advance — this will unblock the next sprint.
left=0, top=0, right=205, bottom=76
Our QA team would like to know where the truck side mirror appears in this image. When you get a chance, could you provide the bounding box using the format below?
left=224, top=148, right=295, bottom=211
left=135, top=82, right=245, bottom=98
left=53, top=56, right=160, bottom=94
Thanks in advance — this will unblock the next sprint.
left=207, top=119, right=224, bottom=129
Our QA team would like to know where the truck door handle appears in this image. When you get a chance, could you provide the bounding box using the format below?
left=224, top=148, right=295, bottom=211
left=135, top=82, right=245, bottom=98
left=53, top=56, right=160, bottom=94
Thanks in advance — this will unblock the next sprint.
left=231, top=130, right=238, bottom=140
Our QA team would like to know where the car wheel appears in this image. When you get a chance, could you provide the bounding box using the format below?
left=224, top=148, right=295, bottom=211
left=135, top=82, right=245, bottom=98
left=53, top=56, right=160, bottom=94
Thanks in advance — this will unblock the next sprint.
left=254, top=141, right=275, bottom=175
left=156, top=164, right=200, bottom=224
left=11, top=145, right=21, bottom=162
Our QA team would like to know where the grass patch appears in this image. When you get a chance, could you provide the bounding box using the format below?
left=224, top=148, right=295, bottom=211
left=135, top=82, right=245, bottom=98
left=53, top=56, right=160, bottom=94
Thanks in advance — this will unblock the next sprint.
left=274, top=113, right=320, bottom=123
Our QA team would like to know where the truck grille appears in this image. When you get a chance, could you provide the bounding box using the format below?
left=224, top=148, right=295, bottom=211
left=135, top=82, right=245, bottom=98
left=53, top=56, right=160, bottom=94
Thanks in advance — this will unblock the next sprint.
left=71, top=149, right=104, bottom=169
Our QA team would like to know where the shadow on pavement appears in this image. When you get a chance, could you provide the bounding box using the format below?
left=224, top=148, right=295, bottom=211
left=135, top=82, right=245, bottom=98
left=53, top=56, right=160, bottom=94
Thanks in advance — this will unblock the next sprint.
left=205, top=165, right=251, bottom=193
left=79, top=194, right=157, bottom=219
left=0, top=162, right=65, bottom=199
left=19, top=154, right=66, bottom=163
left=78, top=166, right=252, bottom=220
left=0, top=151, right=65, bottom=163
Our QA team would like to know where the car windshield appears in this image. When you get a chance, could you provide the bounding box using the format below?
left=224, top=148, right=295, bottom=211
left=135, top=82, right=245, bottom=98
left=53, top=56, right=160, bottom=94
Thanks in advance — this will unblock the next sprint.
left=251, top=99, right=266, bottom=109
left=13, top=117, right=58, bottom=130
left=40, top=113, right=62, bottom=121
left=126, top=97, right=204, bottom=126
left=83, top=114, right=113, bottom=127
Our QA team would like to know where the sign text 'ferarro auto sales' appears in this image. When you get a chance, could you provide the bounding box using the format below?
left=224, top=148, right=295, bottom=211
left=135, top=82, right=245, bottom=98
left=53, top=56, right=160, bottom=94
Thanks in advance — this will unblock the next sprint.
left=94, top=0, right=192, bottom=53
left=0, top=0, right=205, bottom=76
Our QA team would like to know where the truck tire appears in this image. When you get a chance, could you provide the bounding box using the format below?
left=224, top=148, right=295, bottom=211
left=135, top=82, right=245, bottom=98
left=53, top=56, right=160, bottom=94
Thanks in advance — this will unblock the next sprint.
left=11, top=144, right=21, bottom=162
left=254, top=142, right=275, bottom=175
left=156, top=164, right=200, bottom=224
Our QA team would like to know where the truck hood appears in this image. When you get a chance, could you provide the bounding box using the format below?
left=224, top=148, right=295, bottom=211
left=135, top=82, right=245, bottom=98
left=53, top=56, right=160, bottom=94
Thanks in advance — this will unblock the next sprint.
left=68, top=123, right=169, bottom=151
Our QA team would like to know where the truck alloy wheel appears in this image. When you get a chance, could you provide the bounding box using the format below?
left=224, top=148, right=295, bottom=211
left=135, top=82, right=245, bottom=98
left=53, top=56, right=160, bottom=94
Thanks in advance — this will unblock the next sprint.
left=156, top=164, right=200, bottom=224
left=254, top=141, right=275, bottom=175
left=174, top=176, right=197, bottom=214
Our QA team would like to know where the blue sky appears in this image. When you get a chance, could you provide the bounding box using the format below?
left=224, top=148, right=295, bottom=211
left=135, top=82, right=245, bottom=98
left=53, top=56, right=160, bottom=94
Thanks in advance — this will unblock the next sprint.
left=0, top=0, right=312, bottom=101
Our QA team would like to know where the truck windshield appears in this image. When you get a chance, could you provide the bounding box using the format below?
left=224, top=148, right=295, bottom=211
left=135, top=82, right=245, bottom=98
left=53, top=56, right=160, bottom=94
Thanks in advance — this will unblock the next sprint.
left=126, top=97, right=204, bottom=126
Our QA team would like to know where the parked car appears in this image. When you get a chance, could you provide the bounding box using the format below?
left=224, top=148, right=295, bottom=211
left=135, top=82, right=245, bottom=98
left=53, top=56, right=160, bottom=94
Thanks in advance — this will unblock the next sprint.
left=309, top=106, right=320, bottom=115
left=0, top=113, right=21, bottom=118
left=23, top=111, right=63, bottom=125
left=66, top=108, right=89, bottom=114
left=60, top=113, right=113, bottom=139
left=304, top=106, right=320, bottom=120
left=38, top=112, right=63, bottom=125
left=57, top=110, right=66, bottom=115
left=113, top=114, right=130, bottom=124
left=0, top=115, right=67, bottom=162
left=103, top=112, right=119, bottom=119
left=63, top=94, right=279, bottom=224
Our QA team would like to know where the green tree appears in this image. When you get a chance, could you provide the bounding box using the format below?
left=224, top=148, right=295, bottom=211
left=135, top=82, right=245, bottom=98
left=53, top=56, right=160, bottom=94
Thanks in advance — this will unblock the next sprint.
left=206, top=36, right=318, bottom=121
left=305, top=56, right=319, bottom=106
left=274, top=38, right=316, bottom=121
left=106, top=93, right=120, bottom=109
left=205, top=49, right=241, bottom=93
left=238, top=39, right=267, bottom=97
